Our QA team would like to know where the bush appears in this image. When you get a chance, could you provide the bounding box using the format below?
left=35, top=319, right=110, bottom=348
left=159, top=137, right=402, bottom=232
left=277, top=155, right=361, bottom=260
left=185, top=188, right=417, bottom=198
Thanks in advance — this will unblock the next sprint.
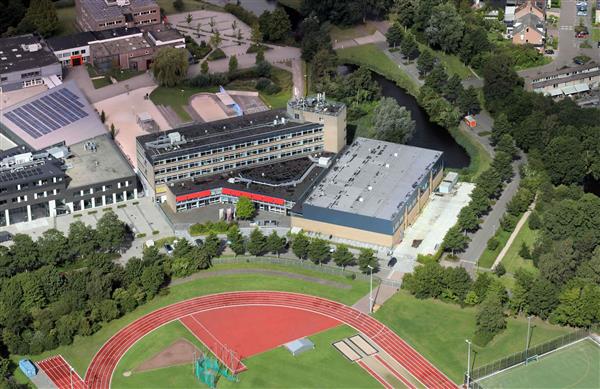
left=264, top=83, right=282, bottom=95
left=493, top=263, right=506, bottom=277
left=189, top=220, right=237, bottom=236
left=255, top=78, right=271, bottom=91
left=224, top=4, right=258, bottom=26
left=207, top=48, right=226, bottom=61
left=186, top=37, right=211, bottom=60
left=247, top=44, right=269, bottom=53
left=256, top=61, right=272, bottom=78
left=487, top=237, right=499, bottom=251
left=500, top=213, right=518, bottom=232
left=188, top=72, right=230, bottom=88
left=528, top=212, right=541, bottom=230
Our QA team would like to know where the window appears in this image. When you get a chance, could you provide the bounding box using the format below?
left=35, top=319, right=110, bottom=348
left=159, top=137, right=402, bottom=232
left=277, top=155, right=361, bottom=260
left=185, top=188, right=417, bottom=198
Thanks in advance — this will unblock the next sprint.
left=21, top=71, right=41, bottom=79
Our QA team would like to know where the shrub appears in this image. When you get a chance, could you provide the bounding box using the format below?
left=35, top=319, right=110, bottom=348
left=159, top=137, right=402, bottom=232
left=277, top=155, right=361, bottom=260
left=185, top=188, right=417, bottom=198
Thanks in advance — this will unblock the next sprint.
left=487, top=237, right=499, bottom=251
left=500, top=213, right=518, bottom=232
left=247, top=44, right=269, bottom=53
left=264, top=83, right=282, bottom=95
left=528, top=212, right=541, bottom=230
left=493, top=263, right=506, bottom=277
left=255, top=78, right=271, bottom=91
left=207, top=48, right=226, bottom=61
left=224, top=4, right=258, bottom=26
left=189, top=220, right=237, bottom=236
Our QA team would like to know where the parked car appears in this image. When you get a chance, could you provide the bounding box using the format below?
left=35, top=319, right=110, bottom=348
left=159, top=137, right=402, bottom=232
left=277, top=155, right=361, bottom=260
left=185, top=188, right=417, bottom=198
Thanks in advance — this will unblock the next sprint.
left=544, top=49, right=554, bottom=55
left=387, top=257, right=398, bottom=268
left=164, top=243, right=174, bottom=255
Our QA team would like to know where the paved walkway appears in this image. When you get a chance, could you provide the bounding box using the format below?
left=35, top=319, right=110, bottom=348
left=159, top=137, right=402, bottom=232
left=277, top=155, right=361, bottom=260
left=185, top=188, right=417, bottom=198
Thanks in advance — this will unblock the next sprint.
left=491, top=203, right=534, bottom=270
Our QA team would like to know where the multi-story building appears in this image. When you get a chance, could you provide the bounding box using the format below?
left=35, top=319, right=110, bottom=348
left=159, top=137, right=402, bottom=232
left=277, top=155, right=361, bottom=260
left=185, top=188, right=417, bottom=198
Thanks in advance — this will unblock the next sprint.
left=291, top=138, right=444, bottom=248
left=0, top=35, right=61, bottom=92
left=525, top=62, right=600, bottom=97
left=46, top=32, right=96, bottom=67
left=0, top=135, right=138, bottom=227
left=136, top=97, right=347, bottom=201
left=76, top=0, right=160, bottom=32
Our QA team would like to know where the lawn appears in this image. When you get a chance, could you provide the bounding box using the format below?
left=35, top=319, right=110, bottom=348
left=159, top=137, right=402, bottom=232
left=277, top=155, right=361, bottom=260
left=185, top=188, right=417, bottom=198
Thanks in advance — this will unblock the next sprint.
left=337, top=44, right=420, bottom=96
left=448, top=125, right=492, bottom=182
left=17, top=263, right=369, bottom=380
left=113, top=323, right=379, bottom=389
left=592, top=28, right=600, bottom=42
left=478, top=338, right=600, bottom=389
left=91, top=77, right=112, bottom=89
left=330, top=24, right=377, bottom=42
left=500, top=221, right=538, bottom=274
left=478, top=229, right=511, bottom=269
left=149, top=85, right=219, bottom=122
left=374, top=290, right=573, bottom=384
left=417, top=43, right=473, bottom=80
left=56, top=6, right=78, bottom=36
left=258, top=67, right=293, bottom=109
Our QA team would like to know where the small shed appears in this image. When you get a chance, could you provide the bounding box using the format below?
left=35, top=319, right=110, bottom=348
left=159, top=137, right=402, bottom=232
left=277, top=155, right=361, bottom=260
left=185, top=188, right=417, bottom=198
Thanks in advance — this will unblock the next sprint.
left=464, top=115, right=477, bottom=128
left=438, top=172, right=459, bottom=194
left=284, top=338, right=314, bottom=356
left=19, top=359, right=37, bottom=378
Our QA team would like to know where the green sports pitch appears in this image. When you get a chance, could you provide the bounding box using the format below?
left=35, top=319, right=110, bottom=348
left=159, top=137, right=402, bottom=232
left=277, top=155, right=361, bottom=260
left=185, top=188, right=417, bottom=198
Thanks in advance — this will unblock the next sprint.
left=477, top=338, right=600, bottom=389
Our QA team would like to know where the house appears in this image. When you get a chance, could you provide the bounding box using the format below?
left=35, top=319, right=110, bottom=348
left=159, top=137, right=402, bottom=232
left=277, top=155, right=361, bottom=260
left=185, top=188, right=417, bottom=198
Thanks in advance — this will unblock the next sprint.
left=511, top=0, right=546, bottom=47
left=524, top=62, right=600, bottom=97
left=0, top=35, right=62, bottom=91
left=76, top=0, right=160, bottom=32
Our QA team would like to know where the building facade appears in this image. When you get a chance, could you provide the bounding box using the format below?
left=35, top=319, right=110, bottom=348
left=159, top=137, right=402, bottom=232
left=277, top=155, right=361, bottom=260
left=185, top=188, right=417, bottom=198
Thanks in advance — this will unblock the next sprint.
left=526, top=62, right=600, bottom=97
left=136, top=99, right=346, bottom=201
left=76, top=0, right=160, bottom=32
left=0, top=35, right=61, bottom=92
left=47, top=32, right=96, bottom=67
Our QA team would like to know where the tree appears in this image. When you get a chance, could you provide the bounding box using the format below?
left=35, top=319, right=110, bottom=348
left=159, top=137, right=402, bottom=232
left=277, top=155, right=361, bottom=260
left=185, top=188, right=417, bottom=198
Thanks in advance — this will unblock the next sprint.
left=310, top=48, right=337, bottom=84
left=228, top=55, right=238, bottom=74
left=186, top=13, right=192, bottom=25
left=457, top=206, right=480, bottom=233
left=18, top=0, right=58, bottom=37
left=474, top=294, right=506, bottom=346
left=10, top=234, right=39, bottom=272
left=227, top=227, right=246, bottom=257
left=551, top=280, right=600, bottom=327
left=425, top=2, right=464, bottom=53
left=299, top=16, right=332, bottom=61
left=400, top=32, right=419, bottom=61
left=210, top=30, right=222, bottom=49
left=386, top=21, right=404, bottom=48
left=371, top=97, right=415, bottom=143
left=37, top=229, right=69, bottom=266
left=173, top=0, right=184, bottom=12
left=416, top=48, right=435, bottom=77
left=527, top=277, right=559, bottom=319
left=496, top=134, right=519, bottom=160
left=201, top=60, right=209, bottom=74
left=308, top=238, right=330, bottom=264
left=333, top=244, right=354, bottom=268
left=393, top=0, right=416, bottom=27
left=542, top=136, right=586, bottom=185
left=490, top=113, right=511, bottom=145
left=483, top=54, right=523, bottom=112
left=96, top=210, right=127, bottom=252
left=444, top=74, right=463, bottom=103
left=100, top=110, right=106, bottom=123
left=255, top=48, right=265, bottom=64
left=457, top=86, right=481, bottom=116
left=358, top=249, right=379, bottom=274
left=203, top=233, right=221, bottom=259
left=247, top=228, right=267, bottom=256
left=493, top=263, right=506, bottom=277
left=259, top=8, right=291, bottom=42
left=266, top=231, right=286, bottom=257
left=140, top=265, right=165, bottom=299
left=442, top=226, right=470, bottom=255
left=402, top=262, right=446, bottom=298
left=68, top=221, right=97, bottom=258
left=235, top=196, right=256, bottom=220
left=424, top=63, right=448, bottom=94
left=152, top=47, right=189, bottom=87
left=251, top=23, right=262, bottom=45
left=292, top=233, right=310, bottom=259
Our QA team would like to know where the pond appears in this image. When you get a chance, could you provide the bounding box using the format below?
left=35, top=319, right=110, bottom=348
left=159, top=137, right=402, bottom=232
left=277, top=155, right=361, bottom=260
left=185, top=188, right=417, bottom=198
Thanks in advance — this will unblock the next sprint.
left=339, top=65, right=471, bottom=169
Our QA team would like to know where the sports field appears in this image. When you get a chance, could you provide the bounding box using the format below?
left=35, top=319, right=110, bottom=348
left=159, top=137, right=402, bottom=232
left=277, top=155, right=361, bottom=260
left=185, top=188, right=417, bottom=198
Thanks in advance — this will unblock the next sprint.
left=478, top=338, right=600, bottom=389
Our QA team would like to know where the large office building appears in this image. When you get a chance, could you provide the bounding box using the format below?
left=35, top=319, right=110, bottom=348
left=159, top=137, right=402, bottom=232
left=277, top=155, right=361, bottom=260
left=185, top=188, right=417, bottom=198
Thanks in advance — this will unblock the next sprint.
left=0, top=135, right=138, bottom=226
left=136, top=96, right=347, bottom=201
left=76, top=0, right=160, bottom=32
left=0, top=35, right=61, bottom=92
left=291, top=138, right=444, bottom=247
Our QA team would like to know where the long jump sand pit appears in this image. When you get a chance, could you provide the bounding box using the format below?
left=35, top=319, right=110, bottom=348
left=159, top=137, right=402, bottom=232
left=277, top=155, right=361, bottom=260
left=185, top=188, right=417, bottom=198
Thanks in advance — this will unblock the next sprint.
left=189, top=93, right=231, bottom=122
left=135, top=338, right=202, bottom=372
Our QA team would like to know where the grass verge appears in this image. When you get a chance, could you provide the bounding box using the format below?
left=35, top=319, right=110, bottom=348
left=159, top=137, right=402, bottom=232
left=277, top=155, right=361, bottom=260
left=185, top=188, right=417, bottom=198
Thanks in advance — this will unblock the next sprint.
left=374, top=290, right=573, bottom=384
left=478, top=229, right=511, bottom=269
left=91, top=77, right=112, bottom=89
left=448, top=126, right=492, bottom=182
left=500, top=221, right=538, bottom=274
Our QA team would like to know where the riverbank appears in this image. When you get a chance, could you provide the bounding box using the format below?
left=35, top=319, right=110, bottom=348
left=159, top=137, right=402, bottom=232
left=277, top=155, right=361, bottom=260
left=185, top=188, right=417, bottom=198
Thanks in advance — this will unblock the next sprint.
left=337, top=44, right=491, bottom=180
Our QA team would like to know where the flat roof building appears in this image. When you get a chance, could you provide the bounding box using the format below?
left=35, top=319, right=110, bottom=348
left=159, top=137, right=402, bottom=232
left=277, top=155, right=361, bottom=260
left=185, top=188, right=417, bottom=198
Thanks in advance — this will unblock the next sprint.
left=137, top=98, right=346, bottom=200
left=0, top=35, right=62, bottom=91
left=76, top=0, right=160, bottom=32
left=0, top=81, right=107, bottom=150
left=292, top=138, right=444, bottom=248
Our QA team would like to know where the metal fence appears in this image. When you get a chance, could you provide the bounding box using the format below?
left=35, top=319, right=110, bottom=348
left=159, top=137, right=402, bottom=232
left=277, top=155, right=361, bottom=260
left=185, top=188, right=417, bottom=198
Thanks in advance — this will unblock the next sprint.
left=213, top=256, right=389, bottom=284
left=467, top=329, right=590, bottom=386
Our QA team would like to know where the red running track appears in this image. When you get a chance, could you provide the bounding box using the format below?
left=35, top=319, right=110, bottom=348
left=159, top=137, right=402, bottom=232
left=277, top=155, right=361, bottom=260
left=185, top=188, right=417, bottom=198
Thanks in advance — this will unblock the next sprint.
left=38, top=355, right=86, bottom=389
left=85, top=291, right=457, bottom=389
left=180, top=305, right=341, bottom=373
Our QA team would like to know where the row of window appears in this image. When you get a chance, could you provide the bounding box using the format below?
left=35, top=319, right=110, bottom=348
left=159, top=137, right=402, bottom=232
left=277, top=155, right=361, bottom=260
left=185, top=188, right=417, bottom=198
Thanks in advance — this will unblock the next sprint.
left=155, top=136, right=323, bottom=175
left=57, top=49, right=87, bottom=59
left=72, top=181, right=131, bottom=198
left=154, top=127, right=323, bottom=166
left=135, top=19, right=158, bottom=25
left=0, top=188, right=60, bottom=206
left=158, top=145, right=323, bottom=184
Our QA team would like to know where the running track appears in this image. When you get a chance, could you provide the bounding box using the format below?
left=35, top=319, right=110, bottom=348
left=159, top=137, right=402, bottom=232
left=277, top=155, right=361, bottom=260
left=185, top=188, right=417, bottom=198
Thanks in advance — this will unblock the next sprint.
left=85, top=291, right=457, bottom=389
left=38, top=355, right=86, bottom=389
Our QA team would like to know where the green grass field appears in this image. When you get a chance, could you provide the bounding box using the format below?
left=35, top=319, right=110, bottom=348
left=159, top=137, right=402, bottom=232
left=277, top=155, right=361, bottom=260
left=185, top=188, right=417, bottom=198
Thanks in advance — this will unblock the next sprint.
left=500, top=221, right=538, bottom=274
left=374, top=290, right=573, bottom=383
left=478, top=339, right=600, bottom=389
left=150, top=85, right=219, bottom=122
left=448, top=125, right=492, bottom=182
left=113, top=323, right=379, bottom=389
left=591, top=28, right=600, bottom=42
left=337, top=44, right=420, bottom=96
left=15, top=263, right=369, bottom=382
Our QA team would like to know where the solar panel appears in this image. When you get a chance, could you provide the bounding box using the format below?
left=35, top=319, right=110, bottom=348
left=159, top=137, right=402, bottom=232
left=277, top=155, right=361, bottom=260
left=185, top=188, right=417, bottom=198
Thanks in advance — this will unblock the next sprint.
left=3, top=86, right=91, bottom=141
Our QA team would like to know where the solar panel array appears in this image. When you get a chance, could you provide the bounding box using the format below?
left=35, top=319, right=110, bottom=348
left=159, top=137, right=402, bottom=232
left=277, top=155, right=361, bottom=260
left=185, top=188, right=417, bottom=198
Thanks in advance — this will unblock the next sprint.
left=4, top=88, right=89, bottom=139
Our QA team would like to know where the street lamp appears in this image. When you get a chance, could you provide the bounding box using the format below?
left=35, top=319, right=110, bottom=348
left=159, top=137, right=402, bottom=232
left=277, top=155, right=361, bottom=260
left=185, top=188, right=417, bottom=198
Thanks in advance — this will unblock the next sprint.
left=367, top=265, right=374, bottom=314
left=465, top=339, right=472, bottom=388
